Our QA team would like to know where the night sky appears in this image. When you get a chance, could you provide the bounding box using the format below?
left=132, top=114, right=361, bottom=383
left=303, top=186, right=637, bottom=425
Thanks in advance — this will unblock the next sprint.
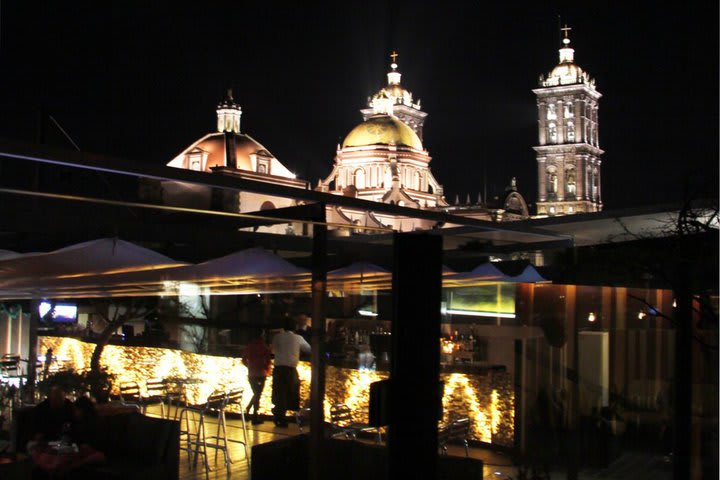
left=0, top=2, right=717, bottom=211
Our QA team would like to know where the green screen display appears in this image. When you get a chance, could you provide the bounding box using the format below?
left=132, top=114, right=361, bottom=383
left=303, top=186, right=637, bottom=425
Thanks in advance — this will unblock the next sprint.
left=447, top=284, right=516, bottom=315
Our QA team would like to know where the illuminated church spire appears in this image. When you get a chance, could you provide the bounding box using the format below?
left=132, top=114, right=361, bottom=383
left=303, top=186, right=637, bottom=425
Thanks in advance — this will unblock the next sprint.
left=361, top=51, right=428, bottom=141
left=558, top=24, right=574, bottom=63
left=533, top=25, right=604, bottom=216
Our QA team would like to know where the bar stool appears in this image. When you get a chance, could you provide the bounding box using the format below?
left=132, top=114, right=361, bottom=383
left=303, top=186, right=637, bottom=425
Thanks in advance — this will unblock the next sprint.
left=223, top=388, right=250, bottom=468
left=163, top=378, right=186, bottom=420
left=177, top=391, right=221, bottom=467
left=178, top=390, right=230, bottom=478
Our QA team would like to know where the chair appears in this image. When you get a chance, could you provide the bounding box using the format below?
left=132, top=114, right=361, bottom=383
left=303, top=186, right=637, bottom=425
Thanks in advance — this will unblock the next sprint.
left=0, top=355, right=22, bottom=385
left=438, top=417, right=470, bottom=457
left=118, top=381, right=142, bottom=412
left=295, top=407, right=311, bottom=434
left=142, top=378, right=168, bottom=417
left=163, top=378, right=186, bottom=419
left=329, top=403, right=382, bottom=444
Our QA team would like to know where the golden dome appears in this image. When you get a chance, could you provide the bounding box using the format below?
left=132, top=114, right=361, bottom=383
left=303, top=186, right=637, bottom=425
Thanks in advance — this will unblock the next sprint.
left=342, top=115, right=423, bottom=150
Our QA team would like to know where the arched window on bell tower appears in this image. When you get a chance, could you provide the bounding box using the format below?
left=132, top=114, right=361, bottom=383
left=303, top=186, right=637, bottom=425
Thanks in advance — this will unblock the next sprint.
left=353, top=168, right=366, bottom=189
left=548, top=123, right=557, bottom=143
left=566, top=121, right=575, bottom=142
left=413, top=170, right=421, bottom=190
left=546, top=166, right=558, bottom=198
left=565, top=168, right=576, bottom=197
left=591, top=168, right=599, bottom=201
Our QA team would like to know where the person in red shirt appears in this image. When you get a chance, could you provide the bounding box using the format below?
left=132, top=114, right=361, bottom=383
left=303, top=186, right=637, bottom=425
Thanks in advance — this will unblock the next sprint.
left=242, top=329, right=272, bottom=425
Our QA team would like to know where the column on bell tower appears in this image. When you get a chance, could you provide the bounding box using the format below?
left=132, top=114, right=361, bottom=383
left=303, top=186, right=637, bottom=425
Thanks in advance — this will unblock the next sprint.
left=576, top=155, right=585, bottom=200
left=538, top=102, right=547, bottom=145
left=557, top=100, right=565, bottom=144
left=574, top=99, right=583, bottom=143
left=538, top=157, right=547, bottom=202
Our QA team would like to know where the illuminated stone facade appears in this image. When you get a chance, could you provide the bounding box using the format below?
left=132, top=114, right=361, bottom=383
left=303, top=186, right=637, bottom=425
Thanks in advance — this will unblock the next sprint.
left=318, top=56, right=450, bottom=232
left=533, top=28, right=603, bottom=216
left=40, top=336, right=514, bottom=445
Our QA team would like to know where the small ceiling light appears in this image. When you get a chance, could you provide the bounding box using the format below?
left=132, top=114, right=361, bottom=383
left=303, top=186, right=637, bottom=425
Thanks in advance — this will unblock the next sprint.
left=638, top=311, right=646, bottom=320
left=588, top=312, right=596, bottom=322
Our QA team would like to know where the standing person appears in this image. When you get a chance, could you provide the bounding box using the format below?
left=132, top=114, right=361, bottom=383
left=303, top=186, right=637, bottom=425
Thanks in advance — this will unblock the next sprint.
left=242, top=329, right=272, bottom=425
left=295, top=313, right=312, bottom=344
left=271, top=317, right=311, bottom=427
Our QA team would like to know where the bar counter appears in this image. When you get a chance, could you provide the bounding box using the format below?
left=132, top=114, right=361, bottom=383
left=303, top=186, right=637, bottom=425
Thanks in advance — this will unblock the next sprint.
left=39, top=336, right=514, bottom=446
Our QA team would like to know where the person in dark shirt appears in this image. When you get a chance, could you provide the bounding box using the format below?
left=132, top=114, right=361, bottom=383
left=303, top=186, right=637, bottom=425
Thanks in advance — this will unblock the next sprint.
left=30, top=392, right=106, bottom=476
left=32, top=386, right=74, bottom=445
left=71, top=396, right=101, bottom=446
left=241, top=329, right=272, bottom=425
left=69, top=396, right=106, bottom=468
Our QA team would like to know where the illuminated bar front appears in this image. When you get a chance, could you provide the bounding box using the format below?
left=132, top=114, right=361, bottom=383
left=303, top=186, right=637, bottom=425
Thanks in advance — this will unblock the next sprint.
left=39, top=336, right=514, bottom=446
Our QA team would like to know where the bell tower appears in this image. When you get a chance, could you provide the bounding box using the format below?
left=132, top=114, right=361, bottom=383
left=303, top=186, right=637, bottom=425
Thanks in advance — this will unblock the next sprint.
left=533, top=26, right=603, bottom=216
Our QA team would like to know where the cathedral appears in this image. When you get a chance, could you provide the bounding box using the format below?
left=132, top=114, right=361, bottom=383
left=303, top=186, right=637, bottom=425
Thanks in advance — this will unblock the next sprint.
left=154, top=27, right=602, bottom=232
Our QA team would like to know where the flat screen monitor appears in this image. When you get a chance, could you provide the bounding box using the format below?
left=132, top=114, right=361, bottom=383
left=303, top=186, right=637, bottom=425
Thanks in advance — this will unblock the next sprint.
left=39, top=301, right=78, bottom=324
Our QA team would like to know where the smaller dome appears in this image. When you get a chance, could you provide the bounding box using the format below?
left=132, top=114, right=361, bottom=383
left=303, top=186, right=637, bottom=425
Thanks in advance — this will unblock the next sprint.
left=549, top=63, right=587, bottom=84
left=342, top=115, right=423, bottom=150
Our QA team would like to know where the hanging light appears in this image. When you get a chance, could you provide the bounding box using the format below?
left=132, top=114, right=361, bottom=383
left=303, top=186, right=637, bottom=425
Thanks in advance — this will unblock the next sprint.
left=587, top=312, right=596, bottom=322
left=638, top=310, right=647, bottom=320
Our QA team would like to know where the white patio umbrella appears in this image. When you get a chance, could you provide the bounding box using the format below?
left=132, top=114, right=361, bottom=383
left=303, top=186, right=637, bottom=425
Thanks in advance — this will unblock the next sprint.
left=0, top=238, right=185, bottom=284
left=327, top=261, right=391, bottom=292
left=443, top=262, right=511, bottom=287
left=0, top=238, right=189, bottom=298
left=0, top=249, right=21, bottom=261
left=510, top=265, right=548, bottom=283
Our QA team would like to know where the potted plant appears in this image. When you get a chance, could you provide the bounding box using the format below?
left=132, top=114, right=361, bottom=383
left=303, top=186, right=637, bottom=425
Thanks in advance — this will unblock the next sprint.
left=36, top=370, right=85, bottom=398
left=36, top=368, right=115, bottom=403
left=0, top=384, right=18, bottom=430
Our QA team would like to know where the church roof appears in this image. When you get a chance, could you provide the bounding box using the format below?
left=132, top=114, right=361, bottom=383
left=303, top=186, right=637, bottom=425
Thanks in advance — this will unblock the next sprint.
left=342, top=114, right=423, bottom=150
left=167, top=132, right=295, bottom=178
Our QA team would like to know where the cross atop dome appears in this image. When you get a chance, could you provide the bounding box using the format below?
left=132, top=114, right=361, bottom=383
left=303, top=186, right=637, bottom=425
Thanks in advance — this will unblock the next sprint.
left=390, top=50, right=399, bottom=70
left=387, top=50, right=401, bottom=85
left=561, top=24, right=572, bottom=41
left=558, top=24, right=575, bottom=63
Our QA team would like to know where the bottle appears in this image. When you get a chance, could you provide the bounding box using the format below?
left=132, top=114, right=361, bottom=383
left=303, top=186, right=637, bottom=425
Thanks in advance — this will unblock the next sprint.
left=60, top=422, right=72, bottom=446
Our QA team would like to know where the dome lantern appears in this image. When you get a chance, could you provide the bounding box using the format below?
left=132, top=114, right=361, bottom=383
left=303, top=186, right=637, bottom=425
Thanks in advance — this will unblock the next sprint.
left=216, top=89, right=242, bottom=134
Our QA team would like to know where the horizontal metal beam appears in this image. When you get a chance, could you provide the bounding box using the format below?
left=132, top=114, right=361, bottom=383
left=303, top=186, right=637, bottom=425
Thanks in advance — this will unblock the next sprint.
left=0, top=140, right=571, bottom=243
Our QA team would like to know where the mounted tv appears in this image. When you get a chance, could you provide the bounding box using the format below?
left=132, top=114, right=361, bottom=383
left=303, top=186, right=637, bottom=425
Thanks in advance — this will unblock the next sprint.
left=39, top=301, right=78, bottom=324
